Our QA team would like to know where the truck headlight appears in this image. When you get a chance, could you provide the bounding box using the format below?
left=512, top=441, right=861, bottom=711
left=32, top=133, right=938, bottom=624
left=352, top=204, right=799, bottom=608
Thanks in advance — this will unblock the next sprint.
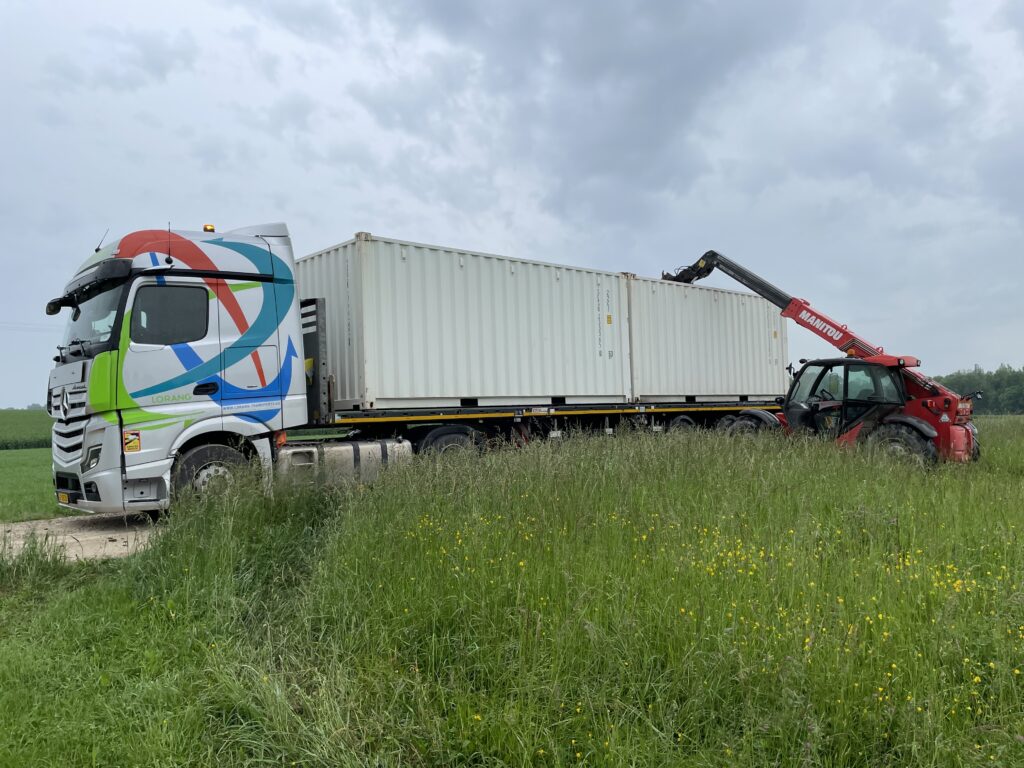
left=81, top=444, right=102, bottom=472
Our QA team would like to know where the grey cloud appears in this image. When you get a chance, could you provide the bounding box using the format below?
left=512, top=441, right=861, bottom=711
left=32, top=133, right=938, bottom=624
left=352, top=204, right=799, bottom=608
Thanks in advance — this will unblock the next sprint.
left=222, top=0, right=350, bottom=44
left=355, top=2, right=839, bottom=221
left=237, top=91, right=320, bottom=138
left=46, top=28, right=198, bottom=92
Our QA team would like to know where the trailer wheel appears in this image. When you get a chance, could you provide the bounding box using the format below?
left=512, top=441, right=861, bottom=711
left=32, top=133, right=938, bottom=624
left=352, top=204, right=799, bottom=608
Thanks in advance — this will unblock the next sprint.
left=172, top=443, right=247, bottom=497
left=417, top=426, right=480, bottom=454
left=866, top=424, right=938, bottom=465
left=667, top=415, right=697, bottom=431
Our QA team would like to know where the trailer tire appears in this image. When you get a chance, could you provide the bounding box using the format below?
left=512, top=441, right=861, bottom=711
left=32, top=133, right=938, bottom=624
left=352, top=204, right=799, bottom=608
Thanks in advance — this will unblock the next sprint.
left=667, top=415, right=697, bottom=431
left=417, top=426, right=480, bottom=454
left=866, top=423, right=938, bottom=465
left=172, top=443, right=247, bottom=498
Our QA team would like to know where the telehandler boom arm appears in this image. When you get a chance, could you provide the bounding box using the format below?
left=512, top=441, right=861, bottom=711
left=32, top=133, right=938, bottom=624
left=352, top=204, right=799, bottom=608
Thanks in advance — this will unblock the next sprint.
left=663, top=250, right=885, bottom=360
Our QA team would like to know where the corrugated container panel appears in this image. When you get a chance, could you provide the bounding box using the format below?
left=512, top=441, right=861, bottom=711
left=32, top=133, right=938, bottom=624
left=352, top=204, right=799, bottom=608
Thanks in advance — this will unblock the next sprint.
left=627, top=277, right=789, bottom=400
left=297, top=235, right=633, bottom=409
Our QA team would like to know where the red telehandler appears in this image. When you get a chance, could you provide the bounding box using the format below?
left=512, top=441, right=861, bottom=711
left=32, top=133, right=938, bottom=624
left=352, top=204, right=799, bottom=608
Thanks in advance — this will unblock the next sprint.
left=663, top=251, right=979, bottom=462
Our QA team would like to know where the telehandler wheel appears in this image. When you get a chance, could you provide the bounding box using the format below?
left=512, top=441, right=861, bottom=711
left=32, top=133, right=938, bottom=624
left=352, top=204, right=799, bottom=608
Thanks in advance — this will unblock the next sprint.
left=866, top=424, right=938, bottom=465
left=727, top=415, right=762, bottom=435
left=172, top=443, right=247, bottom=497
left=714, top=415, right=737, bottom=432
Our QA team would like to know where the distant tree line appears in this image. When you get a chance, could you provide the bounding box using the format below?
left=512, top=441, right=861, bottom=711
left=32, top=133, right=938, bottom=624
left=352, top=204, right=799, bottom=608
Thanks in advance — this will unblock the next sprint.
left=935, top=365, right=1024, bottom=415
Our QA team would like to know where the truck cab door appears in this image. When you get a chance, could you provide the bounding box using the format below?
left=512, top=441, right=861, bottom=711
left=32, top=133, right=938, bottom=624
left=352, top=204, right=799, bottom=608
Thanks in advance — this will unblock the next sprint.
left=215, top=277, right=285, bottom=430
left=119, top=276, right=222, bottom=466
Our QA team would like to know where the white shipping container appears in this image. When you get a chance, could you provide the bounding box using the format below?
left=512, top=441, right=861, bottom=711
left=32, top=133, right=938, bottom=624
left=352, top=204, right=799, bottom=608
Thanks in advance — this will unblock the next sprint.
left=296, top=233, right=790, bottom=411
left=627, top=277, right=789, bottom=401
left=296, top=233, right=633, bottom=409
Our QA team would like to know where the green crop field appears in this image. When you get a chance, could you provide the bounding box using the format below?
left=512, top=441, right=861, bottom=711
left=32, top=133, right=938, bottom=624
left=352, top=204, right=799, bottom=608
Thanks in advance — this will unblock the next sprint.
left=1, top=417, right=1022, bottom=765
left=0, top=448, right=60, bottom=522
left=0, top=408, right=51, bottom=450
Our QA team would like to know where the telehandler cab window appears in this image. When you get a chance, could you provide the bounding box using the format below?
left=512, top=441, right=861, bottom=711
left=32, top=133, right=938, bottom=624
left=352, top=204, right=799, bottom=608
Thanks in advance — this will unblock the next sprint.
left=131, top=285, right=208, bottom=346
left=846, top=364, right=902, bottom=403
left=790, top=364, right=825, bottom=403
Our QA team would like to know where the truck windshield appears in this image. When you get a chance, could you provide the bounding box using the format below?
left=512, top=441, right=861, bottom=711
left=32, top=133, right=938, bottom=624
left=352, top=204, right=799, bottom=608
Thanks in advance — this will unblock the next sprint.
left=61, top=283, right=124, bottom=357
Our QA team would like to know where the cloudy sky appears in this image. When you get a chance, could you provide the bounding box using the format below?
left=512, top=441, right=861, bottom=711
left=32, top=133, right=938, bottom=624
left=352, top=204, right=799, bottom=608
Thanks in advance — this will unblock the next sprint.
left=2, top=0, right=1021, bottom=407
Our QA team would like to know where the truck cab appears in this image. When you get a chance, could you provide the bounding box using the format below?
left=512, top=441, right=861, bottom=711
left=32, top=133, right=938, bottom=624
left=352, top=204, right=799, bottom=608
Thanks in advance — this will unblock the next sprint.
left=46, top=224, right=306, bottom=514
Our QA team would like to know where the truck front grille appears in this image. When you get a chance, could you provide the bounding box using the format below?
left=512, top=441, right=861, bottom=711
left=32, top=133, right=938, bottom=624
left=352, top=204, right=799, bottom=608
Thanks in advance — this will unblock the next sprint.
left=52, top=417, right=88, bottom=464
left=48, top=384, right=88, bottom=422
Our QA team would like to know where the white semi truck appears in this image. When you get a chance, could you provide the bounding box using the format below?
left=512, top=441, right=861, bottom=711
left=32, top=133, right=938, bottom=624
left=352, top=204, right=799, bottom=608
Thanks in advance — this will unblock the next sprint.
left=45, top=224, right=788, bottom=514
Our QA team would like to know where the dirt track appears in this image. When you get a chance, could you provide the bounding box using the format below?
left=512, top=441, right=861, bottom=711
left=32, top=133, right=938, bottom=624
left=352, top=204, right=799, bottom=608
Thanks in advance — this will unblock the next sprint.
left=1, top=513, right=155, bottom=561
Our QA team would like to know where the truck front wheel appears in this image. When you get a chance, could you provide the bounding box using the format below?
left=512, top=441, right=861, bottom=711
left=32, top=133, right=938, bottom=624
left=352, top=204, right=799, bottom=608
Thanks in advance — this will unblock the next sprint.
left=866, top=424, right=938, bottom=465
left=172, top=443, right=247, bottom=497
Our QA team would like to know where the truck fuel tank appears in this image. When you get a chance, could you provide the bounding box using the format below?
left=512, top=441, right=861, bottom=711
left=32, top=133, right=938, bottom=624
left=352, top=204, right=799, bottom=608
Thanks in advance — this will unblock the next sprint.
left=276, top=439, right=412, bottom=484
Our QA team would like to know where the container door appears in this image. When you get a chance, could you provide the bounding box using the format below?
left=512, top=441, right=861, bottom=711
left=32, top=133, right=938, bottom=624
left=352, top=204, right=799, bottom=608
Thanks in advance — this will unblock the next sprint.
left=216, top=277, right=285, bottom=429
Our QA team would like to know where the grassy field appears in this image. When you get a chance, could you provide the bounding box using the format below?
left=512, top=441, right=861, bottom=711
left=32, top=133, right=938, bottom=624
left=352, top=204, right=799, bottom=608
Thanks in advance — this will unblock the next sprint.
left=0, top=417, right=1022, bottom=765
left=0, top=408, right=51, bottom=450
left=0, top=447, right=60, bottom=522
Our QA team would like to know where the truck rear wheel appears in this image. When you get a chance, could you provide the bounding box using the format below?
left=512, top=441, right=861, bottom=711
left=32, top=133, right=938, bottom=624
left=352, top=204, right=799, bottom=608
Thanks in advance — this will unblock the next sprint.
left=173, top=443, right=247, bottom=497
left=866, top=424, right=938, bottom=465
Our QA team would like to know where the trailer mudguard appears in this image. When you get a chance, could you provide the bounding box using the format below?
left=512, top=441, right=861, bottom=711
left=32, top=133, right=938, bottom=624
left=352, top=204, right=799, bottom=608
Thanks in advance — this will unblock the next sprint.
left=738, top=408, right=782, bottom=428
left=880, top=413, right=938, bottom=439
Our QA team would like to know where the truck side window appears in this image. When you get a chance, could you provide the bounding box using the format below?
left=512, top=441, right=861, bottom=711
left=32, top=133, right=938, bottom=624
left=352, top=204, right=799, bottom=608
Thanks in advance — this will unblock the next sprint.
left=131, top=285, right=209, bottom=345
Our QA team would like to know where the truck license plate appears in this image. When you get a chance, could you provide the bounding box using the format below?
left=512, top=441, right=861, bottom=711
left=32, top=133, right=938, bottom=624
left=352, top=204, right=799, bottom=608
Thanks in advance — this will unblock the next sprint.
left=57, top=492, right=69, bottom=504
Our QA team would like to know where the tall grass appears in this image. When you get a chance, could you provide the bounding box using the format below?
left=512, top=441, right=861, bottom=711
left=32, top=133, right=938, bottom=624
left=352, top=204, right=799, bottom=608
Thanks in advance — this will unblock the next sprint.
left=1, top=417, right=1022, bottom=765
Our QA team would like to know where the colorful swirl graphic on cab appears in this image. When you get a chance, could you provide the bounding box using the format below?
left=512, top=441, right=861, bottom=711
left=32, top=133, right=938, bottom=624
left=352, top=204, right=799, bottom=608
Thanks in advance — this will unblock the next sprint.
left=115, top=231, right=296, bottom=425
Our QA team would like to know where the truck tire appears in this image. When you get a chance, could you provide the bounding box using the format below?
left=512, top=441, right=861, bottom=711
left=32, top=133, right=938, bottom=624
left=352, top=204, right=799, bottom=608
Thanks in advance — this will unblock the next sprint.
left=173, top=443, right=247, bottom=497
left=866, top=423, right=938, bottom=465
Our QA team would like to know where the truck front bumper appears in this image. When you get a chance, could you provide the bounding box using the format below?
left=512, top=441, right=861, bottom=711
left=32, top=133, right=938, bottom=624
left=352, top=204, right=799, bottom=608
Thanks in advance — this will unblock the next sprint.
left=51, top=418, right=171, bottom=514
left=53, top=464, right=126, bottom=513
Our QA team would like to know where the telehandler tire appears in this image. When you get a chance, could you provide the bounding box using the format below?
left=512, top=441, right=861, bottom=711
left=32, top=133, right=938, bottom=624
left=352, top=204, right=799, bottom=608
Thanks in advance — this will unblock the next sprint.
left=727, top=415, right=763, bottom=435
left=866, top=423, right=938, bottom=465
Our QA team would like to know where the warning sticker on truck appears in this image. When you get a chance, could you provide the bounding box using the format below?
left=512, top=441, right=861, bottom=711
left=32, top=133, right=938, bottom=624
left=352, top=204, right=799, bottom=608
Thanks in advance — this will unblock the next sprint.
left=123, top=431, right=141, bottom=453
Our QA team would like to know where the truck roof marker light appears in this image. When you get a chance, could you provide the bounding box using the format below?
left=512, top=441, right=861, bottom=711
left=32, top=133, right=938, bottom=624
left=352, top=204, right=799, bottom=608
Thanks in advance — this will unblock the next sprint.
left=203, top=224, right=215, bottom=232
